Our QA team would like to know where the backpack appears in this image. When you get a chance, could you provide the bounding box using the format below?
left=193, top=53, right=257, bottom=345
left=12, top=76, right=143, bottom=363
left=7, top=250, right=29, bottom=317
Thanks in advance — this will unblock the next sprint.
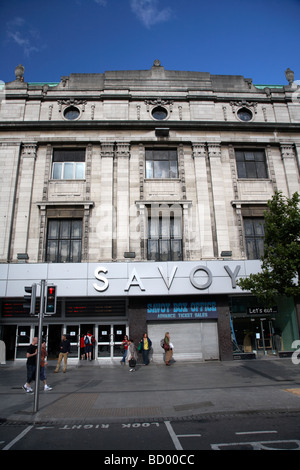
left=84, top=335, right=90, bottom=345
left=160, top=338, right=165, bottom=349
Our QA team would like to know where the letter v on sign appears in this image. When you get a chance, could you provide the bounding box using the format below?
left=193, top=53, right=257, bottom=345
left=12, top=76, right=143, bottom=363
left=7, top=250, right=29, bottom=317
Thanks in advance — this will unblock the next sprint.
left=158, top=265, right=178, bottom=290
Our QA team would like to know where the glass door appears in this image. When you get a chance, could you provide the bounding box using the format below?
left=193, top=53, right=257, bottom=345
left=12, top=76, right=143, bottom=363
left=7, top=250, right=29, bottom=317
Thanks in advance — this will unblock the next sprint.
left=98, top=324, right=111, bottom=358
left=113, top=324, right=127, bottom=357
left=97, top=323, right=128, bottom=359
left=66, top=325, right=79, bottom=358
left=15, top=325, right=31, bottom=359
left=256, top=319, right=274, bottom=355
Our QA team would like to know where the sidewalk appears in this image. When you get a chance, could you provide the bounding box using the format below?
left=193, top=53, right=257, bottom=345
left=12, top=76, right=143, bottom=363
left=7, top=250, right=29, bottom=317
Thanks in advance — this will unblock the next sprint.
left=1, top=356, right=300, bottom=424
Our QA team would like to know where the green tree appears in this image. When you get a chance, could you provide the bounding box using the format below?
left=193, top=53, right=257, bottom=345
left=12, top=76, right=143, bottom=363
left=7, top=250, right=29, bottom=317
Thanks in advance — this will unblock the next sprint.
left=238, top=191, right=300, bottom=305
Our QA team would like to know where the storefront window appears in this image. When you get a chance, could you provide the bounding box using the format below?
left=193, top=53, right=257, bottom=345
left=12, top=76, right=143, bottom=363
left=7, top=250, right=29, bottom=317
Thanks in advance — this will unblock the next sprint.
left=230, top=296, right=299, bottom=357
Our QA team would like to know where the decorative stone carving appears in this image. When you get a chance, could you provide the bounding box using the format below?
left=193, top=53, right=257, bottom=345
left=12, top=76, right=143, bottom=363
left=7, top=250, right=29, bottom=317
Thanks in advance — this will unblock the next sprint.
left=15, top=64, right=25, bottom=81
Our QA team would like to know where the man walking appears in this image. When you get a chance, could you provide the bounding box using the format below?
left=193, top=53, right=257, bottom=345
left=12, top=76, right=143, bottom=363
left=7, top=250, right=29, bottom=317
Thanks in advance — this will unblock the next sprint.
left=54, top=334, right=70, bottom=373
left=23, top=336, right=38, bottom=393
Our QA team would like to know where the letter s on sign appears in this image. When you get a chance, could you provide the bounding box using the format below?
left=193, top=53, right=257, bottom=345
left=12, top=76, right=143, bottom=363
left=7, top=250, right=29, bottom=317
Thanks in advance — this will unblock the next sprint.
left=93, top=267, right=109, bottom=292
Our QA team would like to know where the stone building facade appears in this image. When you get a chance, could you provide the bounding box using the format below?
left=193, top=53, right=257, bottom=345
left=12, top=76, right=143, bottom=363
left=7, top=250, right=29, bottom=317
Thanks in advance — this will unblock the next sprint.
left=0, top=61, right=299, bottom=362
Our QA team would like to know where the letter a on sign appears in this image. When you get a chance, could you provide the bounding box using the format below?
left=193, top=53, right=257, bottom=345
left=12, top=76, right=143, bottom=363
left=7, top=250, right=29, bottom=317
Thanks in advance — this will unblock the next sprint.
left=124, top=268, right=145, bottom=292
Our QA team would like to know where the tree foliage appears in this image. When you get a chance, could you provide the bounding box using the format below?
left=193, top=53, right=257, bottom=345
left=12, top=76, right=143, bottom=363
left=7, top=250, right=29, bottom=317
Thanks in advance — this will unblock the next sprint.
left=238, top=191, right=300, bottom=305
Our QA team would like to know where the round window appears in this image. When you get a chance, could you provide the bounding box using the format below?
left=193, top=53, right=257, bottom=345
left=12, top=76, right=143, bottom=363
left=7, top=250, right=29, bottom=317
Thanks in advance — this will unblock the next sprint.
left=63, top=106, right=80, bottom=121
left=237, top=107, right=253, bottom=122
left=152, top=106, right=168, bottom=120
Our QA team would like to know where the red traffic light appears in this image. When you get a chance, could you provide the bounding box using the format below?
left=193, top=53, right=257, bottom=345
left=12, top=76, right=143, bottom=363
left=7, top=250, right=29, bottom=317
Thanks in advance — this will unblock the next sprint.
left=45, top=285, right=57, bottom=314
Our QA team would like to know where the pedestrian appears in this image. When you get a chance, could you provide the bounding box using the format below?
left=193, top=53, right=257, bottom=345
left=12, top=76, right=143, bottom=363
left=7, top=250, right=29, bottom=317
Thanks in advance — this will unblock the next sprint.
left=80, top=334, right=85, bottom=360
left=23, top=336, right=38, bottom=393
left=40, top=339, right=52, bottom=391
left=163, top=332, right=173, bottom=366
left=54, top=334, right=70, bottom=373
left=84, top=331, right=93, bottom=360
left=120, top=335, right=129, bottom=365
left=127, top=339, right=138, bottom=372
left=138, top=333, right=152, bottom=365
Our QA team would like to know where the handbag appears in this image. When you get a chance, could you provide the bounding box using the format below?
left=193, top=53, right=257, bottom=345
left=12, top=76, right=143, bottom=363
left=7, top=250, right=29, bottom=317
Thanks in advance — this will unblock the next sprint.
left=129, top=358, right=136, bottom=367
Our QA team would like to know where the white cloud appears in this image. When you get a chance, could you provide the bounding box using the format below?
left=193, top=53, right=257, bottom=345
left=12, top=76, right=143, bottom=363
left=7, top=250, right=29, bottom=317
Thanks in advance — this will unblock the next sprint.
left=6, top=17, right=41, bottom=57
left=93, top=0, right=107, bottom=5
left=130, top=0, right=172, bottom=28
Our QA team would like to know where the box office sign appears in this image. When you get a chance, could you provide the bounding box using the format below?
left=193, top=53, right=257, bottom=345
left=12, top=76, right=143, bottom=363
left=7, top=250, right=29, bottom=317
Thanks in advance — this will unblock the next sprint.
left=146, top=301, right=218, bottom=321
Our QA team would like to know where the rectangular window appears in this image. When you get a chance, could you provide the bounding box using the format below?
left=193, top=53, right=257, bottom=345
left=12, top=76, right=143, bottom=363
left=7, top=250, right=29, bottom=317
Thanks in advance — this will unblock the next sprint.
left=235, top=150, right=268, bottom=179
left=52, top=148, right=85, bottom=180
left=145, top=149, right=178, bottom=179
left=147, top=206, right=182, bottom=261
left=46, top=219, right=82, bottom=263
left=244, top=217, right=265, bottom=260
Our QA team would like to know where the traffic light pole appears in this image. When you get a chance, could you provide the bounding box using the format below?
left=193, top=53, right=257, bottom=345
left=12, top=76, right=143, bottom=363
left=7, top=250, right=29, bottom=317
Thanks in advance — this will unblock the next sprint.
left=33, top=279, right=45, bottom=413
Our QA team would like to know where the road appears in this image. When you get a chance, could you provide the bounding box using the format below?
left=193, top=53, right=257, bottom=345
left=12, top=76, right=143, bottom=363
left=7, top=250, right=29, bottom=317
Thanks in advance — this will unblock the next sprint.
left=1, top=410, right=300, bottom=453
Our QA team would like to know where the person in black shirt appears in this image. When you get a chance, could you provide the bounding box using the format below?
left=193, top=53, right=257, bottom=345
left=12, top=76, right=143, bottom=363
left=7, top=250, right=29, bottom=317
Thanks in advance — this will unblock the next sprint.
left=54, top=334, right=71, bottom=373
left=22, top=337, right=38, bottom=393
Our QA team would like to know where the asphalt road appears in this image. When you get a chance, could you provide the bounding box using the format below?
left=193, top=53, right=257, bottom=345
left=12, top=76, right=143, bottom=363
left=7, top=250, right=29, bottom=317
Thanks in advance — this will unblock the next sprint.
left=1, top=410, right=300, bottom=452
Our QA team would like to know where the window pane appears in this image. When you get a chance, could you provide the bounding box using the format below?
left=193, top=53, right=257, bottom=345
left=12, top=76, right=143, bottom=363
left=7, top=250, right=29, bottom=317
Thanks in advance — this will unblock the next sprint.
left=148, top=240, right=158, bottom=261
left=244, top=152, right=255, bottom=161
left=46, top=240, right=58, bottom=262
left=71, top=220, right=82, bottom=238
left=53, top=149, right=85, bottom=162
left=59, top=240, right=70, bottom=262
left=52, top=162, right=62, bottom=180
left=256, top=238, right=265, bottom=259
left=244, top=219, right=254, bottom=236
left=256, top=162, right=268, bottom=178
left=75, top=162, right=85, bottom=179
left=154, top=160, right=169, bottom=178
left=60, top=220, right=71, bottom=239
left=160, top=240, right=170, bottom=261
left=145, top=149, right=178, bottom=179
left=246, top=161, right=257, bottom=178
left=63, top=162, right=74, bottom=179
left=48, top=220, right=59, bottom=239
left=170, top=161, right=178, bottom=178
left=236, top=162, right=246, bottom=178
left=145, top=161, right=153, bottom=178
left=253, top=219, right=265, bottom=236
left=148, top=217, right=159, bottom=238
left=160, top=216, right=170, bottom=238
left=71, top=240, right=82, bottom=262
left=246, top=239, right=256, bottom=260
left=172, top=217, right=182, bottom=238
left=171, top=240, right=182, bottom=260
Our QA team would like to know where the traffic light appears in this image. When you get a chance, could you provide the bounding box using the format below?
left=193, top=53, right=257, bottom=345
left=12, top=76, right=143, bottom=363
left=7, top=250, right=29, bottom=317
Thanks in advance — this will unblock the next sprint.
left=45, top=285, right=57, bottom=314
left=23, top=284, right=37, bottom=315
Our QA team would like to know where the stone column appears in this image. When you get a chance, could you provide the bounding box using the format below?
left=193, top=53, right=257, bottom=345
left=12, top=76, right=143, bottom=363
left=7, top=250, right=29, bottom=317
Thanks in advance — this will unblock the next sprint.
left=116, top=142, right=130, bottom=259
left=192, top=143, right=214, bottom=258
left=280, top=143, right=300, bottom=197
left=99, top=142, right=114, bottom=260
left=12, top=142, right=37, bottom=261
left=207, top=143, right=230, bottom=257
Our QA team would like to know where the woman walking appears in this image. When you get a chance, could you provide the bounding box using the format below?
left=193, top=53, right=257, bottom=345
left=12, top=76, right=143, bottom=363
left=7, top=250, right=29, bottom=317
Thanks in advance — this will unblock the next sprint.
left=120, top=335, right=129, bottom=365
left=127, top=339, right=138, bottom=372
left=139, top=333, right=152, bottom=365
left=163, top=332, right=173, bottom=366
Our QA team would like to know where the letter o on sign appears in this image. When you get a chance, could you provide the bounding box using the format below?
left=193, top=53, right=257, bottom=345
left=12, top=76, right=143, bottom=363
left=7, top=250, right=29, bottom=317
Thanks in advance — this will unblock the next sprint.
left=190, top=266, right=212, bottom=290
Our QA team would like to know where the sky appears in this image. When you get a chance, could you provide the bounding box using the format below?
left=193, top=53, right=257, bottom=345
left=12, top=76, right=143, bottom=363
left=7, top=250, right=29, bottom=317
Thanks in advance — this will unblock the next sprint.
left=0, top=0, right=299, bottom=85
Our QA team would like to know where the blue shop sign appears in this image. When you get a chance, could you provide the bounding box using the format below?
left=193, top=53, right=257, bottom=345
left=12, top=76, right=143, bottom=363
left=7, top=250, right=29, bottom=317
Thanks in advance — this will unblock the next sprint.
left=146, top=301, right=218, bottom=321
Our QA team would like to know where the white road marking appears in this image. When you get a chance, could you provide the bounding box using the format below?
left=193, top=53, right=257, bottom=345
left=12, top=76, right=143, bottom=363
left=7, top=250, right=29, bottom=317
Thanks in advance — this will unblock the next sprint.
left=2, top=425, right=34, bottom=450
left=164, top=421, right=183, bottom=450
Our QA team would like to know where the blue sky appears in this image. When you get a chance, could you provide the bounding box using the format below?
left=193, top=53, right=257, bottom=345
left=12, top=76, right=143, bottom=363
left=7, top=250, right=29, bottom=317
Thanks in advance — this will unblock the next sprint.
left=0, top=0, right=299, bottom=85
